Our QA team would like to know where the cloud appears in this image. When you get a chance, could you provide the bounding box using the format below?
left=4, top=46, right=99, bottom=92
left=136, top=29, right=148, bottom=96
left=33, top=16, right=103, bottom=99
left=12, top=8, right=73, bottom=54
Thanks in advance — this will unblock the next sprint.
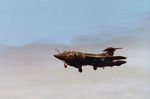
left=72, top=26, right=131, bottom=45
left=133, top=16, right=150, bottom=37
left=0, top=39, right=150, bottom=98
left=0, top=17, right=150, bottom=99
left=72, top=17, right=150, bottom=45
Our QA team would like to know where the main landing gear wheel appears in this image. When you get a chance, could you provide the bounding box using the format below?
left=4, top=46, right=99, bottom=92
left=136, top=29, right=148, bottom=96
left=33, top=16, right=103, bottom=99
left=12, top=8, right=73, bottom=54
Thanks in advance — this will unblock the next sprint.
left=64, top=63, right=67, bottom=68
left=78, top=67, right=82, bottom=73
left=93, top=66, right=97, bottom=70
left=64, top=65, right=67, bottom=68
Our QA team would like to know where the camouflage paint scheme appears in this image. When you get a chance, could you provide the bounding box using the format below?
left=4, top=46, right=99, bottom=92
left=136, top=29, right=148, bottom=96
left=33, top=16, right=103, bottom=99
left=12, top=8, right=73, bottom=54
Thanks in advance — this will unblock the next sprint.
left=54, top=47, right=127, bottom=73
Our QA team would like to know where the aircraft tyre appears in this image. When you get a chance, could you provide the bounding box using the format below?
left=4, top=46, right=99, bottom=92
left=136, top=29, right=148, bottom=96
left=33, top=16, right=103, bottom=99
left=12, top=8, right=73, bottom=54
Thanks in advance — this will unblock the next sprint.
left=78, top=67, right=82, bottom=73
left=64, top=63, right=67, bottom=68
left=64, top=65, right=67, bottom=68
left=93, top=66, right=97, bottom=70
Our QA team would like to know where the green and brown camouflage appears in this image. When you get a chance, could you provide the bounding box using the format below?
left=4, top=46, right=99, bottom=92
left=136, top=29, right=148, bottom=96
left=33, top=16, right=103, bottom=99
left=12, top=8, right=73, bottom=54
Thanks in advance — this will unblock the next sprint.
left=54, top=47, right=127, bottom=73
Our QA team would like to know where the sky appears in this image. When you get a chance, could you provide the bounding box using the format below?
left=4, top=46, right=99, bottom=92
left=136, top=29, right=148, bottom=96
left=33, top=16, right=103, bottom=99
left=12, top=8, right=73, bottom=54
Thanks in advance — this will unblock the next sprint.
left=0, top=1, right=150, bottom=98
left=0, top=0, right=150, bottom=46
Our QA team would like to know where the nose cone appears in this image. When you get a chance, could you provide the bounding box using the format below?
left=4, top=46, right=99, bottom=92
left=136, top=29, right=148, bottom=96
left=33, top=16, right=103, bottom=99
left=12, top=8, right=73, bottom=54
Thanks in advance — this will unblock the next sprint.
left=53, top=54, right=63, bottom=60
left=54, top=54, right=60, bottom=58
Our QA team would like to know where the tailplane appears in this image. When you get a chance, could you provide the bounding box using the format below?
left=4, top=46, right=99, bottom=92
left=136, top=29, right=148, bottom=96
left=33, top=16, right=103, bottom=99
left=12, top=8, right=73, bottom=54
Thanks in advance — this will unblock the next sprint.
left=103, top=47, right=122, bottom=56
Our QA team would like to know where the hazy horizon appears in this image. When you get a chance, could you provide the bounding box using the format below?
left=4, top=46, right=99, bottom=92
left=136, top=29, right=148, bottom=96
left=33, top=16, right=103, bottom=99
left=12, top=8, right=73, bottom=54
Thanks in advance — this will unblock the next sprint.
left=0, top=0, right=150, bottom=99
left=0, top=36, right=150, bottom=99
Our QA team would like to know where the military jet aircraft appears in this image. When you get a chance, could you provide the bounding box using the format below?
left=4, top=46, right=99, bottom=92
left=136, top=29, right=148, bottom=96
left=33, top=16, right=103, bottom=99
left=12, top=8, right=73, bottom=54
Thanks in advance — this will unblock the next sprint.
left=53, top=47, right=127, bottom=73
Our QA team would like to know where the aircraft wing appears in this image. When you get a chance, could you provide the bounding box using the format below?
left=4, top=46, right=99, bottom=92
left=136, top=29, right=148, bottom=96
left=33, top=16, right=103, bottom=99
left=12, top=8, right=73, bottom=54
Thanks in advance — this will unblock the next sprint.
left=85, top=55, right=126, bottom=61
left=109, top=56, right=126, bottom=60
left=85, top=55, right=104, bottom=61
left=85, top=55, right=127, bottom=68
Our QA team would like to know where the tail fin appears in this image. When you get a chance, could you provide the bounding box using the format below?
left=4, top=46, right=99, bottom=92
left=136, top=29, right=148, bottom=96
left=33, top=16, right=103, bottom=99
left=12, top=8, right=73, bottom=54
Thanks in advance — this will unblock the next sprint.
left=103, top=47, right=122, bottom=56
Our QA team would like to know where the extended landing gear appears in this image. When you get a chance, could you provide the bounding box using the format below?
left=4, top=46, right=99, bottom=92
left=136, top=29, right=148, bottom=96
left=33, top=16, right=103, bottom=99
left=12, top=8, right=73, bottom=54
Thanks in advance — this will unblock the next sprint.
left=78, top=67, right=82, bottom=73
left=93, top=66, right=97, bottom=70
left=64, top=63, right=67, bottom=68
